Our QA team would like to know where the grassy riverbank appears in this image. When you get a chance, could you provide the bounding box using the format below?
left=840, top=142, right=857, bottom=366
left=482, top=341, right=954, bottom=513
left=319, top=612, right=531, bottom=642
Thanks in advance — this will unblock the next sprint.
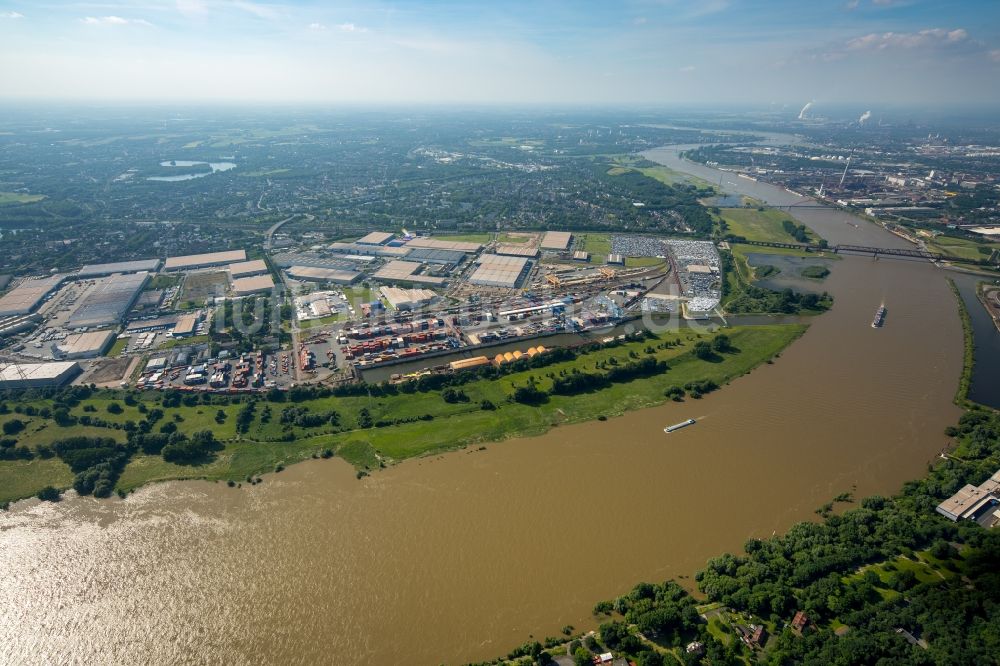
left=948, top=278, right=975, bottom=406
left=0, top=324, right=804, bottom=505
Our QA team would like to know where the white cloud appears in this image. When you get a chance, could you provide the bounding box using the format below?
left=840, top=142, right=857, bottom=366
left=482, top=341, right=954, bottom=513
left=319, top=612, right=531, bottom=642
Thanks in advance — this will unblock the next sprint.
left=337, top=23, right=368, bottom=33
left=176, top=0, right=208, bottom=17
left=231, top=1, right=280, bottom=21
left=81, top=16, right=153, bottom=27
left=990, top=49, right=1000, bottom=62
left=679, top=65, right=696, bottom=72
left=1, top=11, right=25, bottom=19
left=846, top=28, right=967, bottom=51
left=308, top=22, right=326, bottom=31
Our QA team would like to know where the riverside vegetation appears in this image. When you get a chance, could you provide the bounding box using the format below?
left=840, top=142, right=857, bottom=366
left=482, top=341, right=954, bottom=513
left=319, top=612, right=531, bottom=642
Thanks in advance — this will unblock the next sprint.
left=480, top=406, right=1000, bottom=666
left=0, top=324, right=803, bottom=506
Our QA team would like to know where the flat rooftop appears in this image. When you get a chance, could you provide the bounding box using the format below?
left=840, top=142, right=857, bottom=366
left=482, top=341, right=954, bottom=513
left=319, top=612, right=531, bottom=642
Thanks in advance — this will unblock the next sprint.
left=285, top=266, right=362, bottom=284
left=540, top=231, right=572, bottom=250
left=0, top=275, right=65, bottom=317
left=164, top=250, right=246, bottom=271
left=77, top=259, right=160, bottom=277
left=329, top=242, right=412, bottom=258
left=271, top=252, right=362, bottom=270
left=228, top=259, right=269, bottom=278
left=373, top=260, right=421, bottom=279
left=68, top=272, right=149, bottom=328
left=232, top=274, right=274, bottom=295
left=372, top=260, right=447, bottom=286
left=0, top=361, right=79, bottom=383
left=405, top=237, right=483, bottom=253
left=495, top=244, right=540, bottom=258
left=469, top=254, right=531, bottom=288
left=356, top=231, right=394, bottom=245
left=56, top=329, right=116, bottom=356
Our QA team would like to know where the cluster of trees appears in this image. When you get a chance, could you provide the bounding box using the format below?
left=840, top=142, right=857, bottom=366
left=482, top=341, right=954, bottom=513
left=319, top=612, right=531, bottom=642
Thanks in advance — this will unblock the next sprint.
left=50, top=436, right=131, bottom=498
left=720, top=251, right=831, bottom=315
left=280, top=405, right=341, bottom=428
left=0, top=437, right=34, bottom=460
left=549, top=357, right=669, bottom=396
left=781, top=219, right=810, bottom=243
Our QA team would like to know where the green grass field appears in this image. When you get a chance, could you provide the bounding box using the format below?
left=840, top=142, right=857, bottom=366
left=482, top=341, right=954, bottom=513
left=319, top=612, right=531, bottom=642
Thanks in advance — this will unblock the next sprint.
left=730, top=243, right=839, bottom=261
left=0, top=192, right=45, bottom=206
left=719, top=208, right=817, bottom=244
left=108, top=338, right=129, bottom=357
left=927, top=235, right=1000, bottom=262
left=577, top=233, right=612, bottom=263
left=625, top=257, right=665, bottom=268
left=0, top=324, right=805, bottom=504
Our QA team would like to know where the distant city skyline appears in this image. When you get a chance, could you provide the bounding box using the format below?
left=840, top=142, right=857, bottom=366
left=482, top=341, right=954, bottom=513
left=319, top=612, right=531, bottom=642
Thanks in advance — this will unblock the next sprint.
left=0, top=0, right=998, bottom=106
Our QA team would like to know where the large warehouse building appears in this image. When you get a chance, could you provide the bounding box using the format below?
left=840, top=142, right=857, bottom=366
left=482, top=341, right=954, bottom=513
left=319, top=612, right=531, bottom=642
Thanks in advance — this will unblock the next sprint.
left=372, top=260, right=447, bottom=287
left=405, top=237, right=482, bottom=253
left=379, top=286, right=438, bottom=310
left=76, top=259, right=160, bottom=278
left=0, top=275, right=66, bottom=317
left=54, top=329, right=117, bottom=359
left=232, top=274, right=275, bottom=296
left=0, top=361, right=81, bottom=389
left=468, top=254, right=531, bottom=288
left=285, top=266, right=362, bottom=284
left=356, top=231, right=394, bottom=245
left=228, top=259, right=269, bottom=278
left=540, top=231, right=573, bottom=251
left=68, top=272, right=149, bottom=328
left=164, top=250, right=247, bottom=271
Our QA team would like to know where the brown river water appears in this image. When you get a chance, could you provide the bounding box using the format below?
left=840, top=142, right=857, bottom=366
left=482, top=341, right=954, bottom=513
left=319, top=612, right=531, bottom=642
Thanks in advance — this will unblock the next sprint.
left=0, top=147, right=966, bottom=665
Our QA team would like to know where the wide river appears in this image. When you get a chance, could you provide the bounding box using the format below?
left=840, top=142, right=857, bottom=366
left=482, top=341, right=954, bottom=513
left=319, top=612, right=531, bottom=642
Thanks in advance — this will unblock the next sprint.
left=0, top=145, right=977, bottom=665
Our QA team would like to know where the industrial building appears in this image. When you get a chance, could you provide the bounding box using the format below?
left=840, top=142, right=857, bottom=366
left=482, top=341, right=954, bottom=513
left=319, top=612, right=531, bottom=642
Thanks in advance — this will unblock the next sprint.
left=449, top=356, right=490, bottom=372
left=468, top=255, right=531, bottom=288
left=0, top=361, right=81, bottom=389
left=0, top=313, right=41, bottom=338
left=172, top=313, right=199, bottom=338
left=271, top=252, right=364, bottom=270
left=0, top=275, right=65, bottom=317
left=232, top=274, right=275, bottom=296
left=77, top=259, right=160, bottom=278
left=379, top=286, right=438, bottom=310
left=936, top=469, right=1000, bottom=526
left=125, top=314, right=182, bottom=334
left=54, top=329, right=116, bottom=359
left=540, top=231, right=572, bottom=250
left=328, top=242, right=412, bottom=259
left=573, top=251, right=590, bottom=262
left=404, top=237, right=482, bottom=253
left=356, top=231, right=395, bottom=245
left=495, top=244, right=540, bottom=258
left=285, top=266, right=362, bottom=284
left=164, top=249, right=247, bottom=271
left=68, top=272, right=149, bottom=328
left=607, top=254, right=625, bottom=265
left=372, top=260, right=447, bottom=286
left=228, top=259, right=269, bottom=278
left=404, top=247, right=466, bottom=268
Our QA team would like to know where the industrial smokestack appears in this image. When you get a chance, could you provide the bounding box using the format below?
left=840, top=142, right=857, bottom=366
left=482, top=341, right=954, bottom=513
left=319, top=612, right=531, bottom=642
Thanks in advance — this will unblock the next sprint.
left=858, top=110, right=872, bottom=125
left=798, top=101, right=814, bottom=120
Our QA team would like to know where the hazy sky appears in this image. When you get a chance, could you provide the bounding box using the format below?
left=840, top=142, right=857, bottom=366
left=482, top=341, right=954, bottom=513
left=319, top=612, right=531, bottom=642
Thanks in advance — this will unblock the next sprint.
left=0, top=0, right=998, bottom=106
